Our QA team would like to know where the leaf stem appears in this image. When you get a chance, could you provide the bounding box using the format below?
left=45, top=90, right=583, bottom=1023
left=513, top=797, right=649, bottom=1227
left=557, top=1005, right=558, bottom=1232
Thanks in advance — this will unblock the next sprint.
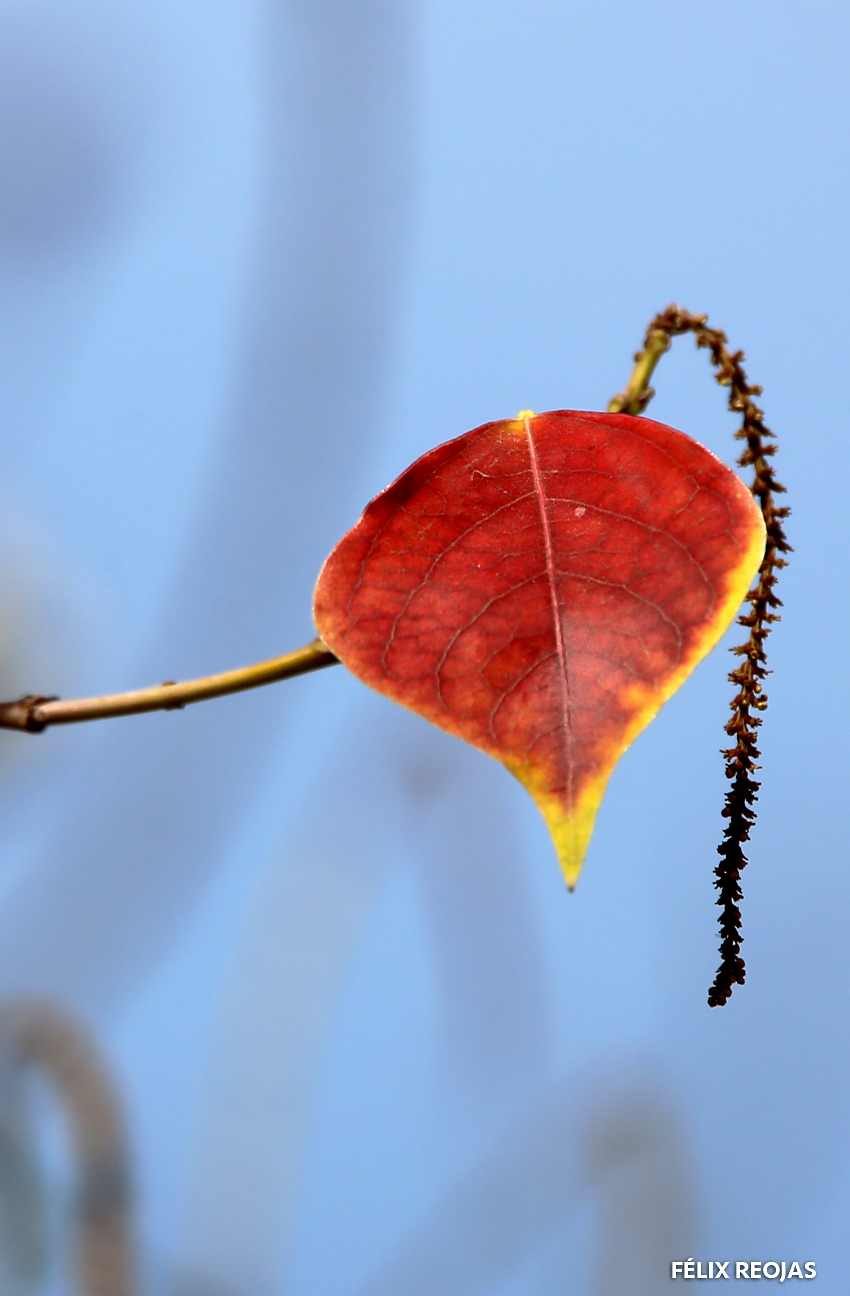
left=0, top=638, right=339, bottom=733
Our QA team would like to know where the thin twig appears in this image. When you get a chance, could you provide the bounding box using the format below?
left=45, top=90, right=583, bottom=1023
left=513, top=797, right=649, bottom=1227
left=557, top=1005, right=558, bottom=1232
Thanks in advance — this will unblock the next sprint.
left=607, top=326, right=671, bottom=416
left=0, top=638, right=339, bottom=733
left=609, top=305, right=790, bottom=1006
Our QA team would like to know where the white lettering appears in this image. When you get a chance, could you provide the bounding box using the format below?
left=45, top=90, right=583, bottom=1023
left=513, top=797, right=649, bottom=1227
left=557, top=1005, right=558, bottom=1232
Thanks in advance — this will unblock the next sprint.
left=779, top=1262, right=786, bottom=1283
left=697, top=1262, right=708, bottom=1278
left=804, top=1263, right=816, bottom=1279
left=763, top=1262, right=780, bottom=1279
left=787, top=1263, right=803, bottom=1280
left=751, top=1262, right=762, bottom=1278
left=672, top=1263, right=684, bottom=1279
left=684, top=1259, right=695, bottom=1279
left=737, top=1263, right=750, bottom=1279
left=715, top=1262, right=729, bottom=1279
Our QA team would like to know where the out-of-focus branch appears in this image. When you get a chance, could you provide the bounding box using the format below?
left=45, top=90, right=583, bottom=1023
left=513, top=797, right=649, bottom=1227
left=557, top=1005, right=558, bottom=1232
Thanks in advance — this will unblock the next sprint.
left=0, top=1002, right=134, bottom=1296
left=0, top=638, right=339, bottom=733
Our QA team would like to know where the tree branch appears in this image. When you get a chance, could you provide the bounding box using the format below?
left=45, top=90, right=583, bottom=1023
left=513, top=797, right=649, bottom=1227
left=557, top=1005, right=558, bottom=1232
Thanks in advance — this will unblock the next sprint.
left=0, top=638, right=339, bottom=733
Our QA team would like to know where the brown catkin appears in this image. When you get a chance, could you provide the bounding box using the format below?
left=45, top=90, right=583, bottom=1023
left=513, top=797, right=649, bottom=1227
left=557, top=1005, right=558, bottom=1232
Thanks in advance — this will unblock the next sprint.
left=613, top=306, right=790, bottom=1006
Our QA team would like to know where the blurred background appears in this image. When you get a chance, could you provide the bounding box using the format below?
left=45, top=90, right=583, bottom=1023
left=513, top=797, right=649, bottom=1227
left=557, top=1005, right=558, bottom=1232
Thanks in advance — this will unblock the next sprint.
left=0, top=0, right=845, bottom=1291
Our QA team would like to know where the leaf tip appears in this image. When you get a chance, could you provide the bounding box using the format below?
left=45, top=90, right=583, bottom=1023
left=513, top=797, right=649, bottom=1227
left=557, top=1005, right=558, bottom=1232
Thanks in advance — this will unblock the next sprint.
left=551, top=828, right=590, bottom=892
left=529, top=780, right=608, bottom=893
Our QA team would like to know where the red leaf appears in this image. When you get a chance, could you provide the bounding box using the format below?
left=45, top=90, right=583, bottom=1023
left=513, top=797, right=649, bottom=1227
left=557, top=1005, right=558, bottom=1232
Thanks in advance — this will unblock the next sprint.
left=314, top=410, right=765, bottom=888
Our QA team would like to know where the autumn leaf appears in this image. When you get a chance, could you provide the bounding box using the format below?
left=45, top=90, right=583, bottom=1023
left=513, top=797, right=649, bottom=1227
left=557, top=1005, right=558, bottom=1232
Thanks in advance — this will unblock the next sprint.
left=314, top=410, right=766, bottom=889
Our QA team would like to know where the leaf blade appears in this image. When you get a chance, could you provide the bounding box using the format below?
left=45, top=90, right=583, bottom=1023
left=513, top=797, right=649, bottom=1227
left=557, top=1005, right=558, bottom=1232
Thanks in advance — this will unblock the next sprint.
left=314, top=410, right=765, bottom=887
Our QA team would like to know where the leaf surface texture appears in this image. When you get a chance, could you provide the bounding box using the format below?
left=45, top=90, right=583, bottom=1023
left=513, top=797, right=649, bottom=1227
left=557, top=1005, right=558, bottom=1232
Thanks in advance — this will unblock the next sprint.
left=314, top=411, right=766, bottom=886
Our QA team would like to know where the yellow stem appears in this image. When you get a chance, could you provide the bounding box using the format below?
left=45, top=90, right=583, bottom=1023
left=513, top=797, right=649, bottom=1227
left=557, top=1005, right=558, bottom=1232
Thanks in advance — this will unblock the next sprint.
left=0, top=638, right=339, bottom=733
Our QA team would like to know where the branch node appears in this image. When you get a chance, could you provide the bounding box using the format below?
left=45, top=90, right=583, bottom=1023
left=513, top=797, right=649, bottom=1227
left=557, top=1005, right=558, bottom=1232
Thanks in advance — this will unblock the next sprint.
left=0, top=695, right=55, bottom=734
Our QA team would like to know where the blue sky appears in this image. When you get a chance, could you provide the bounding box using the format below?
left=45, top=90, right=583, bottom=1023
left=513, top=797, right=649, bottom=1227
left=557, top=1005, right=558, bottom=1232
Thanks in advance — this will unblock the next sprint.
left=0, top=1, right=847, bottom=1292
